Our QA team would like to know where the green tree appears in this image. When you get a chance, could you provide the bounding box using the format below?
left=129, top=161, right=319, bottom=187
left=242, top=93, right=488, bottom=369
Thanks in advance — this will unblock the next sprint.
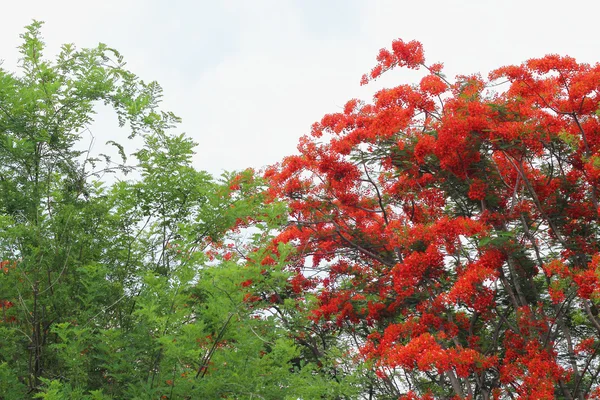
left=0, top=20, right=173, bottom=395
left=0, top=22, right=358, bottom=399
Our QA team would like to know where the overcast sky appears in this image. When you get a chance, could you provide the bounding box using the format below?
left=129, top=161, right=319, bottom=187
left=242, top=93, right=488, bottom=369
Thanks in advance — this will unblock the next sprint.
left=1, top=0, right=599, bottom=176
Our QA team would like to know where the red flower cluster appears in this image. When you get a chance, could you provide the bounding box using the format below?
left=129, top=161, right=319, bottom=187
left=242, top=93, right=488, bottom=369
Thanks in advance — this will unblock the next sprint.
left=264, top=38, right=600, bottom=398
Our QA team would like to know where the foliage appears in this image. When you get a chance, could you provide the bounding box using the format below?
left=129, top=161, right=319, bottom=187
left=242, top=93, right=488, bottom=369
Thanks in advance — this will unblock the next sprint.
left=264, top=39, right=600, bottom=399
left=0, top=22, right=358, bottom=399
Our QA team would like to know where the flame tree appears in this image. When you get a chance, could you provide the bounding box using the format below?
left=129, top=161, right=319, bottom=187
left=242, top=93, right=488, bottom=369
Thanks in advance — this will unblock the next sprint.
left=262, top=39, right=600, bottom=399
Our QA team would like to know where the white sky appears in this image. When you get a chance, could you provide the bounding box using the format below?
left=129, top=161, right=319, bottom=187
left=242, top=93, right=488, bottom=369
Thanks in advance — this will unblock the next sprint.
left=1, top=0, right=599, bottom=176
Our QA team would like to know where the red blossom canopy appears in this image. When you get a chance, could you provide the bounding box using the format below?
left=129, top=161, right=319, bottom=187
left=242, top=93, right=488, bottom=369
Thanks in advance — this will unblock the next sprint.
left=262, top=39, right=600, bottom=399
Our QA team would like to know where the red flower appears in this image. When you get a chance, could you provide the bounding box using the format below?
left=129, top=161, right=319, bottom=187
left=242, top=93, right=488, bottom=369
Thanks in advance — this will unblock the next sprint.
left=240, top=279, right=253, bottom=288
